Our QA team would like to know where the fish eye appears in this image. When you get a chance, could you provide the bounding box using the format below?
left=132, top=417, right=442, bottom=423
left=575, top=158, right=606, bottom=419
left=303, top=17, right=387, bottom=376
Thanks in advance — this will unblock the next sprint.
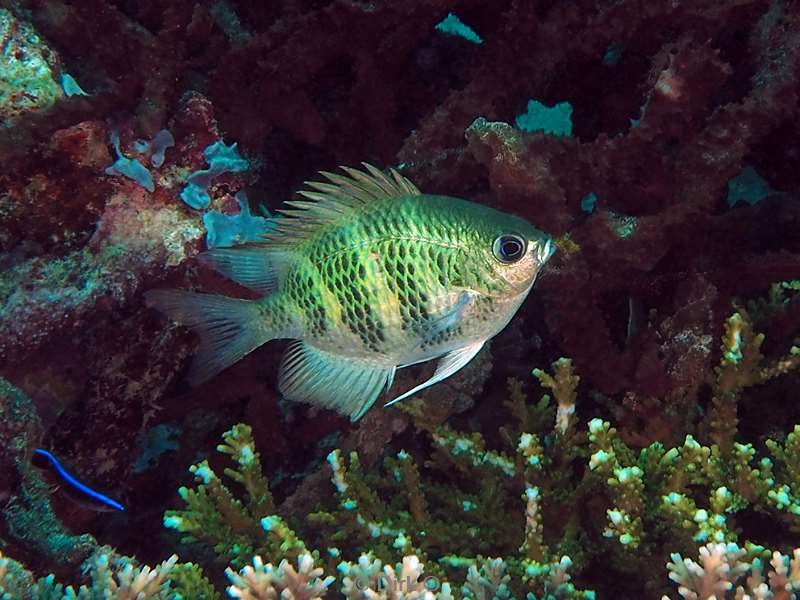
left=493, top=234, right=527, bottom=263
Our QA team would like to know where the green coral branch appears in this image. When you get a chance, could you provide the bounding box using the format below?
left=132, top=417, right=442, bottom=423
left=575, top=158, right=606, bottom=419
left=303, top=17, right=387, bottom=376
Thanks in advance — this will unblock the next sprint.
left=218, top=424, right=275, bottom=517
left=155, top=299, right=800, bottom=597
left=162, top=419, right=595, bottom=598
left=164, top=426, right=305, bottom=568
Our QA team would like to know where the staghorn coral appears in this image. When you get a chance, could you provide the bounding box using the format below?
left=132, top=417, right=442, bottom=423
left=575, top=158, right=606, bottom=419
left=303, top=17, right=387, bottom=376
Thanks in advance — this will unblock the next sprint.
left=163, top=423, right=302, bottom=569
left=226, top=552, right=587, bottom=600
left=167, top=562, right=221, bottom=600
left=152, top=303, right=798, bottom=596
left=3, top=294, right=796, bottom=598
left=0, top=547, right=178, bottom=600
left=164, top=419, right=594, bottom=598
left=227, top=554, right=334, bottom=600
left=663, top=543, right=800, bottom=600
left=340, top=554, right=450, bottom=600
left=67, top=551, right=178, bottom=600
left=532, top=357, right=579, bottom=437
left=585, top=311, right=800, bottom=555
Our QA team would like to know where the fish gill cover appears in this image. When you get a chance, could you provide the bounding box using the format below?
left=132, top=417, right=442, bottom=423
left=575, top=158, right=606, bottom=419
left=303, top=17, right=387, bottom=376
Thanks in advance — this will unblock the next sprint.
left=0, top=1, right=799, bottom=599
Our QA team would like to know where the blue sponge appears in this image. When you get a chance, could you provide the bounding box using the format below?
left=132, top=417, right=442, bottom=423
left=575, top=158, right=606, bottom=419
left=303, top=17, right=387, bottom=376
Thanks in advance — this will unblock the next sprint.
left=181, top=141, right=249, bottom=210
left=203, top=191, right=273, bottom=249
left=104, top=131, right=154, bottom=192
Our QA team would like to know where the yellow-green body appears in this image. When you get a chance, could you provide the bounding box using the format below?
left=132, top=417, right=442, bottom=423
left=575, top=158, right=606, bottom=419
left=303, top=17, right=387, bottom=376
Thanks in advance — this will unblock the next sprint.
left=147, top=165, right=553, bottom=420
left=259, top=194, right=537, bottom=364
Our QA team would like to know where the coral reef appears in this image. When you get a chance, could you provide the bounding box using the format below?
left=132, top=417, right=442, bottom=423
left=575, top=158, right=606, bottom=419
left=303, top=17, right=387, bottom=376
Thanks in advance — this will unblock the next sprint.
left=0, top=379, right=97, bottom=574
left=0, top=8, right=64, bottom=127
left=227, top=554, right=333, bottom=600
left=162, top=419, right=594, bottom=598
left=1, top=1, right=799, bottom=598
left=1, top=305, right=799, bottom=595
left=664, top=543, right=800, bottom=600
left=0, top=547, right=178, bottom=599
left=156, top=310, right=798, bottom=596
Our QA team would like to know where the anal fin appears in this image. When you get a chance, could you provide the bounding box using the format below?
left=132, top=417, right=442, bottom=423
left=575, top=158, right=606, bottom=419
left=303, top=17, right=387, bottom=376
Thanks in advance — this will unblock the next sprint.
left=279, top=342, right=395, bottom=422
left=385, top=340, right=485, bottom=408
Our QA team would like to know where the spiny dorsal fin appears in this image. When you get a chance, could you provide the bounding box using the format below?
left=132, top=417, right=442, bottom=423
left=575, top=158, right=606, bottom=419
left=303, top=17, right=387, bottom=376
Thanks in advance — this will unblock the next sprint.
left=263, top=163, right=420, bottom=246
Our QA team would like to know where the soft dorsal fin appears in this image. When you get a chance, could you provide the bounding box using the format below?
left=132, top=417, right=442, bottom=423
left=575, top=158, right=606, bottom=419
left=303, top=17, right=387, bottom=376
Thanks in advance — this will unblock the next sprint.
left=198, top=246, right=293, bottom=296
left=263, top=163, right=420, bottom=246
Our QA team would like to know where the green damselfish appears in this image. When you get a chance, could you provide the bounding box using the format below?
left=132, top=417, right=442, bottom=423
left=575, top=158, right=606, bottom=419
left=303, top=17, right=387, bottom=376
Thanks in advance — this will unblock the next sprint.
left=147, top=165, right=554, bottom=420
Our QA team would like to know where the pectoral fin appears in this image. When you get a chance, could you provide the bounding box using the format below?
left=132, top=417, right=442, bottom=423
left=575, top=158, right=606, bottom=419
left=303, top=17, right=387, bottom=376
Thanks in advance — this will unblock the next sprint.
left=423, top=290, right=476, bottom=339
left=384, top=340, right=485, bottom=408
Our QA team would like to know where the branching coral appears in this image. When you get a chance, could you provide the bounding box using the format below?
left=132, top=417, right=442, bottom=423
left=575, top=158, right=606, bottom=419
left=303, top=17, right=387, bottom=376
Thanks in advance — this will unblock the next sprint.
left=157, top=303, right=799, bottom=597
left=532, top=357, right=579, bottom=436
left=663, top=543, right=800, bottom=600
left=163, top=423, right=304, bottom=568
left=584, top=312, right=800, bottom=562
left=4, top=299, right=796, bottom=599
left=0, top=548, right=178, bottom=600
left=339, top=553, right=460, bottom=600
left=416, top=1, right=800, bottom=415
left=165, top=417, right=594, bottom=599
left=227, top=554, right=334, bottom=600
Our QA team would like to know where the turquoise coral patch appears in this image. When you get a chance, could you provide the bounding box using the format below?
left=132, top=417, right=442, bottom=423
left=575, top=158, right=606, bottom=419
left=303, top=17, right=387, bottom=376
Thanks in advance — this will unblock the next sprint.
left=515, top=99, right=574, bottom=136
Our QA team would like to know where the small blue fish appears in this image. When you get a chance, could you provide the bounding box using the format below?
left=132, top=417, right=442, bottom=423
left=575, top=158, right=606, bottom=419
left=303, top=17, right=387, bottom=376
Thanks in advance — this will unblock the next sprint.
left=33, top=449, right=125, bottom=512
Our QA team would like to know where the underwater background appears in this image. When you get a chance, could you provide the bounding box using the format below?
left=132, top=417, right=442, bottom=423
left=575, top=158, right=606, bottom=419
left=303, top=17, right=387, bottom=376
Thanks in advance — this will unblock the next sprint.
left=1, top=1, right=800, bottom=598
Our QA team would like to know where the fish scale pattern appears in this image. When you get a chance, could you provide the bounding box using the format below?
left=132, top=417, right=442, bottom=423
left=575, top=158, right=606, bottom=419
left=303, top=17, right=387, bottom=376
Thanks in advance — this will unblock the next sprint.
left=374, top=219, right=476, bottom=356
left=384, top=238, right=433, bottom=336
left=280, top=195, right=526, bottom=361
left=328, top=248, right=386, bottom=352
left=303, top=226, right=389, bottom=353
left=284, top=263, right=328, bottom=339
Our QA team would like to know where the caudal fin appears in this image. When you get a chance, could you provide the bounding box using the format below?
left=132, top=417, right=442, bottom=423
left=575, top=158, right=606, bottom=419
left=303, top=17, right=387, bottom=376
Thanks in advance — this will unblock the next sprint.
left=145, top=289, right=268, bottom=385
